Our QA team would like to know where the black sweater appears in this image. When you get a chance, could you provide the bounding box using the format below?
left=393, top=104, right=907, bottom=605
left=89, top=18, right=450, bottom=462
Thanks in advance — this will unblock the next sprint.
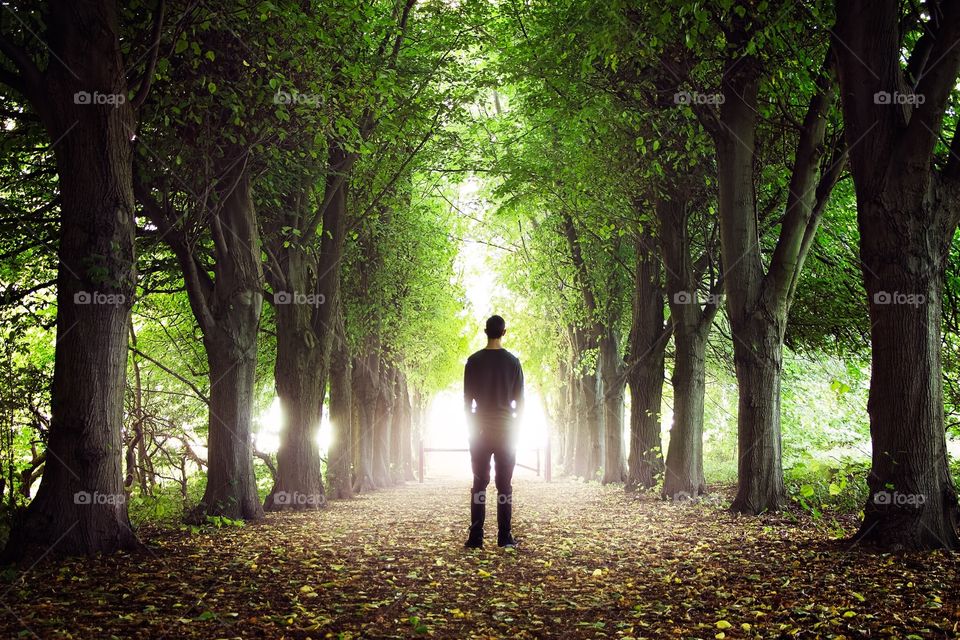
left=463, top=348, right=524, bottom=427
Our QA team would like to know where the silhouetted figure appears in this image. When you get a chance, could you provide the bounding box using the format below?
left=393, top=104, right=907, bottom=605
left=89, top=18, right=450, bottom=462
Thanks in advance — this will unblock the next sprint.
left=463, top=315, right=524, bottom=548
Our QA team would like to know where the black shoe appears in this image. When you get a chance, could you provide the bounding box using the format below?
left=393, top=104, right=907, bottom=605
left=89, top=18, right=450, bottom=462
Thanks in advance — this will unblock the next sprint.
left=464, top=537, right=483, bottom=549
left=497, top=535, right=517, bottom=549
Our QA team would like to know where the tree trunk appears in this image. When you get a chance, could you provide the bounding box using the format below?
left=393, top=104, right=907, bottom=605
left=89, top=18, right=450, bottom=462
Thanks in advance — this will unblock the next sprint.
left=395, top=372, right=415, bottom=481
left=834, top=0, right=960, bottom=550
left=373, top=364, right=395, bottom=487
left=3, top=0, right=140, bottom=559
left=265, top=142, right=349, bottom=510
left=626, top=229, right=667, bottom=490
left=554, top=356, right=571, bottom=471
left=352, top=348, right=379, bottom=491
left=855, top=243, right=959, bottom=548
left=729, top=318, right=787, bottom=513
left=663, top=330, right=708, bottom=498
left=712, top=53, right=790, bottom=514
left=190, top=165, right=264, bottom=522
left=570, top=327, right=603, bottom=480
left=195, top=341, right=263, bottom=520
left=263, top=281, right=325, bottom=510
left=327, top=306, right=354, bottom=499
left=411, top=389, right=426, bottom=480
left=857, top=243, right=958, bottom=545
left=580, top=365, right=603, bottom=480
left=569, top=367, right=588, bottom=478
left=600, top=330, right=626, bottom=484
left=656, top=196, right=718, bottom=499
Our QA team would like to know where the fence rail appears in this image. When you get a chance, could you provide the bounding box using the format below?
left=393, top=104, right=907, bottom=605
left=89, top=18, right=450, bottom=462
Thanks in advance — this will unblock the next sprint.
left=417, top=440, right=552, bottom=483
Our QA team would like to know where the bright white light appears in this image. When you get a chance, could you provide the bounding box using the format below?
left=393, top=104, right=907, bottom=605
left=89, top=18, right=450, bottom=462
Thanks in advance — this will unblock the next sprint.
left=423, top=385, right=551, bottom=479
left=254, top=396, right=282, bottom=454
left=253, top=395, right=332, bottom=455
left=317, top=413, right=332, bottom=453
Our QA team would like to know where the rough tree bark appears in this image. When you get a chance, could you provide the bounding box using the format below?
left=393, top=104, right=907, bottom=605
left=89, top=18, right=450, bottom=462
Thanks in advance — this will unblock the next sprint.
left=327, top=304, right=354, bottom=499
left=0, top=0, right=147, bottom=558
left=395, top=372, right=415, bottom=481
left=193, top=163, right=264, bottom=521
left=263, top=141, right=350, bottom=511
left=351, top=344, right=380, bottom=492
left=599, top=329, right=627, bottom=484
left=625, top=227, right=668, bottom=490
left=835, top=0, right=960, bottom=549
left=563, top=214, right=605, bottom=480
left=137, top=154, right=265, bottom=522
left=657, top=196, right=720, bottom=499
left=570, top=327, right=603, bottom=479
left=700, top=37, right=842, bottom=513
left=373, top=363, right=396, bottom=487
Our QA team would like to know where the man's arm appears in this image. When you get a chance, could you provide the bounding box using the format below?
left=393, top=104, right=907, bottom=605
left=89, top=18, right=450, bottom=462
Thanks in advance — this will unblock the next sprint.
left=513, top=360, right=525, bottom=418
left=463, top=359, right=475, bottom=436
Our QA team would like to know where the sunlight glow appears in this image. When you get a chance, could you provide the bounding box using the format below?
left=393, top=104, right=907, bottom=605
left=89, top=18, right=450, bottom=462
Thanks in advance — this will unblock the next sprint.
left=253, top=395, right=332, bottom=455
left=423, top=385, right=551, bottom=479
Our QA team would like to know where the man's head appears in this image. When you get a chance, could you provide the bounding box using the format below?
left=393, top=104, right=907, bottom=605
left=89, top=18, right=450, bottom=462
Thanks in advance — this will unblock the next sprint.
left=484, top=314, right=506, bottom=339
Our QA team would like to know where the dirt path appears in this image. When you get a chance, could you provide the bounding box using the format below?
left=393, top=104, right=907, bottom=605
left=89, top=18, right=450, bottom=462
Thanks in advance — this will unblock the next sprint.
left=1, top=477, right=958, bottom=638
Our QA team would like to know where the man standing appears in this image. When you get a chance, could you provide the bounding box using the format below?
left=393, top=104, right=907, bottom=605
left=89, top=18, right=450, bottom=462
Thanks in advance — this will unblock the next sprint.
left=463, top=315, right=524, bottom=549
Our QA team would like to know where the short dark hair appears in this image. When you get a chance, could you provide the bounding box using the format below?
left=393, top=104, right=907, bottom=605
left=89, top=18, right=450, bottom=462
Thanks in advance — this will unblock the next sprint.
left=484, top=315, right=506, bottom=339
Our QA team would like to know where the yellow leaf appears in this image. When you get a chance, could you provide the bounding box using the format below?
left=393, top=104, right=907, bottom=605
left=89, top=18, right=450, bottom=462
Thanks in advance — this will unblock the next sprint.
left=477, top=569, right=492, bottom=578
left=592, top=569, right=603, bottom=577
left=716, top=620, right=732, bottom=629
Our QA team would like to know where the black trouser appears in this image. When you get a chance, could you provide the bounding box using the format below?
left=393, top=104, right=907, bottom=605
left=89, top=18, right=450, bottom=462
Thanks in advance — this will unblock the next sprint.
left=467, top=427, right=516, bottom=544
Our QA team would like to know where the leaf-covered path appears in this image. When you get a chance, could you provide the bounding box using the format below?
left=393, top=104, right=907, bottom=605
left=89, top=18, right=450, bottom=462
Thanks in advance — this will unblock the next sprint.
left=2, top=477, right=959, bottom=639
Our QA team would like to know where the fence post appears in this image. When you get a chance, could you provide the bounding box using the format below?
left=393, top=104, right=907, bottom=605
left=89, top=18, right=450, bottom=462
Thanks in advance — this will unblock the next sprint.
left=418, top=438, right=424, bottom=483
left=544, top=436, right=552, bottom=482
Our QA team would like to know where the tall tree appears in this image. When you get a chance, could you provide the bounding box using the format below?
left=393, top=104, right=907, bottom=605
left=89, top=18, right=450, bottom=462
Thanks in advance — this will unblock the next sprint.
left=835, top=0, right=960, bottom=549
left=135, top=7, right=278, bottom=521
left=657, top=188, right=721, bottom=499
left=0, top=0, right=162, bottom=557
left=691, top=11, right=844, bottom=513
